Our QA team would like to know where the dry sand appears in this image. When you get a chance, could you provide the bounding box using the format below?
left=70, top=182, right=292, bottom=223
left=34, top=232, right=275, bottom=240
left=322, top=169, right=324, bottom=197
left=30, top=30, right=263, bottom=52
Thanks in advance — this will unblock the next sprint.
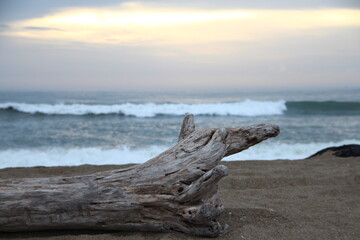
left=0, top=153, right=359, bottom=240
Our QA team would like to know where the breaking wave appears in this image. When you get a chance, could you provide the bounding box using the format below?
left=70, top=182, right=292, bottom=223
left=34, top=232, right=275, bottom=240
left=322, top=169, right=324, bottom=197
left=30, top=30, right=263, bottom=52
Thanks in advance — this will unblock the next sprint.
left=1, top=140, right=359, bottom=168
left=0, top=100, right=286, bottom=117
left=1, top=100, right=359, bottom=117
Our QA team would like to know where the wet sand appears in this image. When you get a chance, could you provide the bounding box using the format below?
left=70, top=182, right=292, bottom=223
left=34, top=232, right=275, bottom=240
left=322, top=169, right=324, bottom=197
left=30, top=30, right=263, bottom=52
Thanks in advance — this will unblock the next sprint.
left=1, top=153, right=359, bottom=240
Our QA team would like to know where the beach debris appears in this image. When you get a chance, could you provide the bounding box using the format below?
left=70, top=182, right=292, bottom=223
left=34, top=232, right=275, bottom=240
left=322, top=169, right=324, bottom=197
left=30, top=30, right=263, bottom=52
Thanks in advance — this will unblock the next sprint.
left=0, top=114, right=279, bottom=237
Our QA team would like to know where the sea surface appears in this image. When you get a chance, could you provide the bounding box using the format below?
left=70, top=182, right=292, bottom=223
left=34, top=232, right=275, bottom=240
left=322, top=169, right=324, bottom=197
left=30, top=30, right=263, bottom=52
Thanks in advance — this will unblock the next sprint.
left=0, top=89, right=360, bottom=168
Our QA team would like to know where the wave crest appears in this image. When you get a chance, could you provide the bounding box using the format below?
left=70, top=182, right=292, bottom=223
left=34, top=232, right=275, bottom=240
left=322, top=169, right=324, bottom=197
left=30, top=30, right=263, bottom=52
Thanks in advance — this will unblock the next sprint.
left=0, top=100, right=286, bottom=117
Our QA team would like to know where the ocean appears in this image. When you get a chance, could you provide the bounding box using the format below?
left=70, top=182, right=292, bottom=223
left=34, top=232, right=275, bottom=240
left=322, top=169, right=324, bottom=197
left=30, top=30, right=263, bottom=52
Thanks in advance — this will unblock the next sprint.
left=0, top=89, right=359, bottom=168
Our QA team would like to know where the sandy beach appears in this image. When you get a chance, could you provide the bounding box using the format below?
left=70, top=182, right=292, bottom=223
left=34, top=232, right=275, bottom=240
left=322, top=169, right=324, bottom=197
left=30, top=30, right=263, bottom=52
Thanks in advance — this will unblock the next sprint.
left=0, top=152, right=359, bottom=240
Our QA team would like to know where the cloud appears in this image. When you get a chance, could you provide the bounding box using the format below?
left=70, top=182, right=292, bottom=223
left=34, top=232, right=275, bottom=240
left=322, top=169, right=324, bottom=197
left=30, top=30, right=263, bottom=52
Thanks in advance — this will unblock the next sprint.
left=0, top=24, right=9, bottom=29
left=23, top=26, right=62, bottom=31
left=0, top=2, right=359, bottom=91
left=1, top=3, right=359, bottom=53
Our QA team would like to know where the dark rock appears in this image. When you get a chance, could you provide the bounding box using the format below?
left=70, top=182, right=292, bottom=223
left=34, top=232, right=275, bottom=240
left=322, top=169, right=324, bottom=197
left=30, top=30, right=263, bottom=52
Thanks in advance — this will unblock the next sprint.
left=308, top=144, right=360, bottom=158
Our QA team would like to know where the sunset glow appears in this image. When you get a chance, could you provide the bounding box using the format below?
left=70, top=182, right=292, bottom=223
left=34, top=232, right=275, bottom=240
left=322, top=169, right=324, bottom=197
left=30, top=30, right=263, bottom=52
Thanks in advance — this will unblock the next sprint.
left=3, top=5, right=359, bottom=47
left=1, top=1, right=359, bottom=91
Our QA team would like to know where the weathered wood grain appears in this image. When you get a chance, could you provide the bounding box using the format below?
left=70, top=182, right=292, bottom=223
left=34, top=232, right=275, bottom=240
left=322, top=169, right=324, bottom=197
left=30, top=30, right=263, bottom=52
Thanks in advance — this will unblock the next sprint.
left=0, top=115, right=279, bottom=237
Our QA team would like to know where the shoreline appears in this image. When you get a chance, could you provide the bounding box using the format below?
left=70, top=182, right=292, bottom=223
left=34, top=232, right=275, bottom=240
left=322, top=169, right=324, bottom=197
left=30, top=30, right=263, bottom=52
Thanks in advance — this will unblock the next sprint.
left=1, top=153, right=359, bottom=240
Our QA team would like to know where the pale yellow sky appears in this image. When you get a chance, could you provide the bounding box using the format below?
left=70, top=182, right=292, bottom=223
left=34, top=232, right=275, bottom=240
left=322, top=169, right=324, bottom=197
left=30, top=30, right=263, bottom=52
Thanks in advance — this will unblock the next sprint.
left=3, top=4, right=360, bottom=48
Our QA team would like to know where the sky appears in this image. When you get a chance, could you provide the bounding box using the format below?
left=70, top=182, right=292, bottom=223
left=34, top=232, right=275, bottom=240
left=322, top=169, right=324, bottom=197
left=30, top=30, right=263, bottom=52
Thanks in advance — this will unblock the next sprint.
left=0, top=0, right=359, bottom=91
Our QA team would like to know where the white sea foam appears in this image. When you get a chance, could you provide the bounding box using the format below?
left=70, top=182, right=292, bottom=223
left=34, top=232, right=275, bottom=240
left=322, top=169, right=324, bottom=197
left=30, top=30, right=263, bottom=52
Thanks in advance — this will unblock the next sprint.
left=224, top=139, right=360, bottom=161
left=1, top=140, right=359, bottom=169
left=0, top=100, right=286, bottom=117
left=0, top=146, right=167, bottom=168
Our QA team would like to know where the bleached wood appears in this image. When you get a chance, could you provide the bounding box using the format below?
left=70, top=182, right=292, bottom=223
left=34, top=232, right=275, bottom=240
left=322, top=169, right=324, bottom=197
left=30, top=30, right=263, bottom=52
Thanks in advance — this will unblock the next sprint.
left=178, top=114, right=195, bottom=141
left=0, top=115, right=279, bottom=237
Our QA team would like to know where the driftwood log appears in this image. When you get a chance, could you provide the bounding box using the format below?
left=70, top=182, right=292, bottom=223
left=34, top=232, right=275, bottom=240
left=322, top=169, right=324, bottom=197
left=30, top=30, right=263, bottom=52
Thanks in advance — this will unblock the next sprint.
left=0, top=114, right=279, bottom=237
